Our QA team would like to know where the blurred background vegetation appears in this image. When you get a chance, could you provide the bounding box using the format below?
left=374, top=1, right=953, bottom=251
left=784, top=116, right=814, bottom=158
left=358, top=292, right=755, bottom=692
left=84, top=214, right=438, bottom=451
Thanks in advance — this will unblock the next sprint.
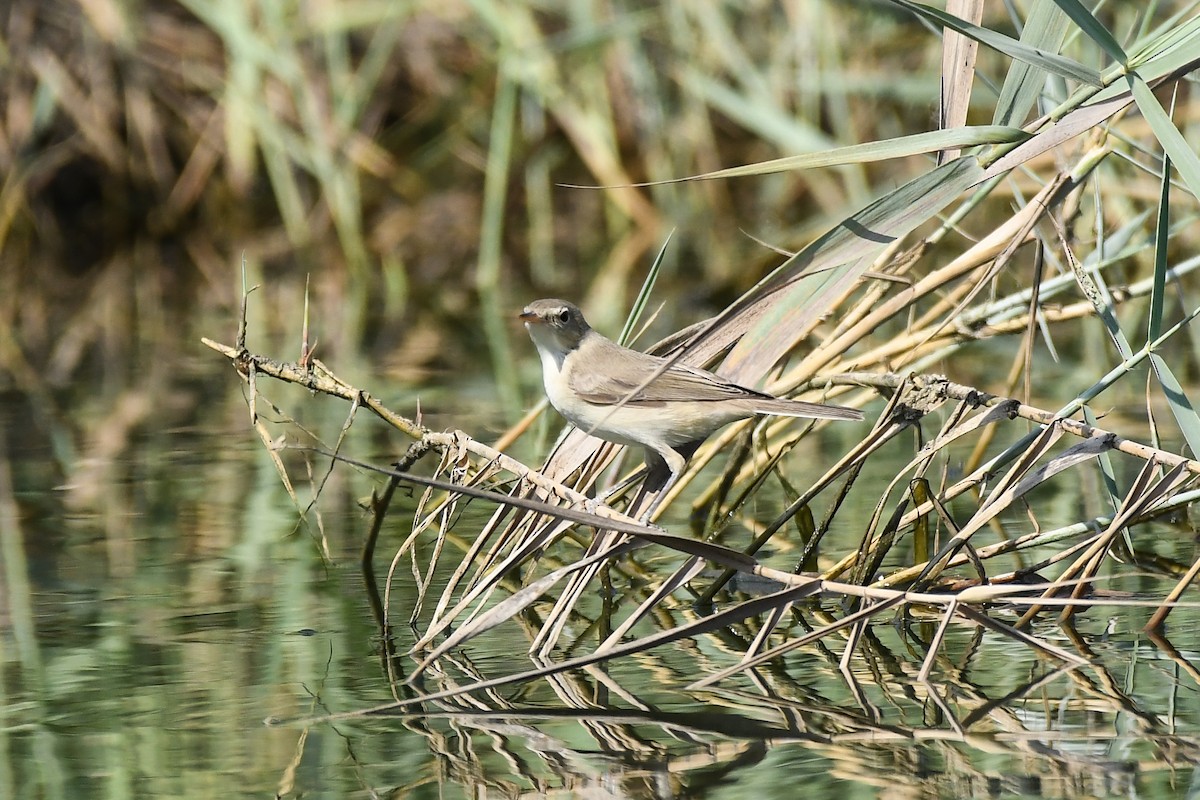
left=1, top=0, right=990, bottom=418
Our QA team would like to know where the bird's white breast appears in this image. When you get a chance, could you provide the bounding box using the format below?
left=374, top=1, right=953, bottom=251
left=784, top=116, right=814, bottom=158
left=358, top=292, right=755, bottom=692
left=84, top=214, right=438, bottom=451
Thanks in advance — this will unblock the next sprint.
left=528, top=339, right=632, bottom=447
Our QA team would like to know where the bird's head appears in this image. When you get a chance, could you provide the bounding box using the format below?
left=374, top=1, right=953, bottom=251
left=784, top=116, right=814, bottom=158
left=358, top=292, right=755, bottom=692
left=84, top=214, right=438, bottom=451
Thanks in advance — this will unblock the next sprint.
left=519, top=299, right=592, bottom=354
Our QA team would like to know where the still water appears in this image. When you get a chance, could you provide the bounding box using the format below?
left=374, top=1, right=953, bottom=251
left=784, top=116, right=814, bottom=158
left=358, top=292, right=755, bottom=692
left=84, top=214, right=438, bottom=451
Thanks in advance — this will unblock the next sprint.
left=4, top=357, right=1200, bottom=799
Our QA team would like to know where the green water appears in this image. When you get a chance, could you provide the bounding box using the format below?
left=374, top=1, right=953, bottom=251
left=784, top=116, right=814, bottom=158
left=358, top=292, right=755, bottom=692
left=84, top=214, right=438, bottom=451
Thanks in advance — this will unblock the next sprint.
left=4, top=345, right=1200, bottom=799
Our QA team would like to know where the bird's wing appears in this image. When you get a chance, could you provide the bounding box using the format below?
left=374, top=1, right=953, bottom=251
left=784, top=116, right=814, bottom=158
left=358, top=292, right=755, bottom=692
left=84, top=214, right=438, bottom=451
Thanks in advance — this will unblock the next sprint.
left=567, top=339, right=759, bottom=405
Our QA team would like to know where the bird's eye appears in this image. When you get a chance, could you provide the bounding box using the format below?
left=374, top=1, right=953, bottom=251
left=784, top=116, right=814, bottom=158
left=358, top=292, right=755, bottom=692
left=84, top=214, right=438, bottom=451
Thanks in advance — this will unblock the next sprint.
left=558, top=309, right=571, bottom=324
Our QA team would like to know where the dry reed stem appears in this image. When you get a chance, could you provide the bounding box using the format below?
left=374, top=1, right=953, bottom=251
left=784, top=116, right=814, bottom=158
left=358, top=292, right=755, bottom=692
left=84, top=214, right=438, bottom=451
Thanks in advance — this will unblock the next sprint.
left=202, top=335, right=650, bottom=531
left=784, top=372, right=1200, bottom=586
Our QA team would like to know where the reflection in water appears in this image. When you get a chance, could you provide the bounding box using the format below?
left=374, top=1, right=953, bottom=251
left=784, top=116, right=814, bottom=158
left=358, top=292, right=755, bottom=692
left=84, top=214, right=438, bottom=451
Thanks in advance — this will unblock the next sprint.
left=356, top=607, right=1199, bottom=799
left=4, top=391, right=1200, bottom=798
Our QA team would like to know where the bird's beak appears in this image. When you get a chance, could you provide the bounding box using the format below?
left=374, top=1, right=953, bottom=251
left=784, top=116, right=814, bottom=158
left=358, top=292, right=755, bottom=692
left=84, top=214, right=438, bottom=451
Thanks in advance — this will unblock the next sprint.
left=519, top=309, right=540, bottom=323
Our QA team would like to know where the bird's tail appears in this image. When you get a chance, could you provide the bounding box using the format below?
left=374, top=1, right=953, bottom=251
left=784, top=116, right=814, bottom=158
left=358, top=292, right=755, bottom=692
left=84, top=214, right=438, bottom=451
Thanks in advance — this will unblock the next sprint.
left=751, top=398, right=864, bottom=421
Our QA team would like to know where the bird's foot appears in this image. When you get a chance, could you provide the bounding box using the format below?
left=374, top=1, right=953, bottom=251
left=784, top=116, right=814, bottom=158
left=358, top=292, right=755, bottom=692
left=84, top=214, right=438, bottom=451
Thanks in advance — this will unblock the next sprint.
left=636, top=516, right=668, bottom=533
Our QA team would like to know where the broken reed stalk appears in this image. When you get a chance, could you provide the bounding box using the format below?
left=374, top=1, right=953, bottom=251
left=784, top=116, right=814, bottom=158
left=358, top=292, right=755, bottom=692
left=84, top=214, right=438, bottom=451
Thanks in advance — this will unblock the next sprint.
left=201, top=336, right=645, bottom=530
left=834, top=372, right=1200, bottom=476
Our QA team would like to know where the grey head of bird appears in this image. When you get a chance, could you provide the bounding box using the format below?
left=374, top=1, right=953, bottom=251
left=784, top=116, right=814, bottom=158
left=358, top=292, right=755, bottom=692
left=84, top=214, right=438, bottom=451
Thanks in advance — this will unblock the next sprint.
left=519, top=298, right=593, bottom=356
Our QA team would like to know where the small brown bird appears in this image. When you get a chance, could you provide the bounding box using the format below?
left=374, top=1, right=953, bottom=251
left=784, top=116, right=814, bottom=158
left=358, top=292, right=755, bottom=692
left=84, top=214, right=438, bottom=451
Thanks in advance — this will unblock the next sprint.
left=520, top=299, right=863, bottom=518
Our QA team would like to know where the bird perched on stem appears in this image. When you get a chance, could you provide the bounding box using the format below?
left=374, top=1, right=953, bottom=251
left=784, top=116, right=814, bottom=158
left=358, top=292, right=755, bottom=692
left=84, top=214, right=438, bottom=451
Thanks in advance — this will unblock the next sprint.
left=520, top=299, right=863, bottom=520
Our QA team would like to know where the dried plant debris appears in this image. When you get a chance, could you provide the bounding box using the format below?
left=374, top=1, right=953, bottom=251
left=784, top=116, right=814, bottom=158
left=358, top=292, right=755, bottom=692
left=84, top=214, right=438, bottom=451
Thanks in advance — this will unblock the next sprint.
left=200, top=2, right=1200, bottom=729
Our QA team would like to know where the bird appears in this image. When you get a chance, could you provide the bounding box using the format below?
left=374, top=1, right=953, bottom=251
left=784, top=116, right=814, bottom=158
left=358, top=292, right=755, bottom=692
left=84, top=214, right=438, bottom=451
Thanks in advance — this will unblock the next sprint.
left=519, top=298, right=863, bottom=520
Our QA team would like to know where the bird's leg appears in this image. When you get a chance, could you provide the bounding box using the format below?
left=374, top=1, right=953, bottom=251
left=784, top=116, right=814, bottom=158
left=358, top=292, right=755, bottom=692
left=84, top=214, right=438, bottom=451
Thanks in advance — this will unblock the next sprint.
left=638, top=471, right=679, bottom=522
left=582, top=473, right=640, bottom=515
left=636, top=447, right=687, bottom=522
left=583, top=459, right=649, bottom=515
